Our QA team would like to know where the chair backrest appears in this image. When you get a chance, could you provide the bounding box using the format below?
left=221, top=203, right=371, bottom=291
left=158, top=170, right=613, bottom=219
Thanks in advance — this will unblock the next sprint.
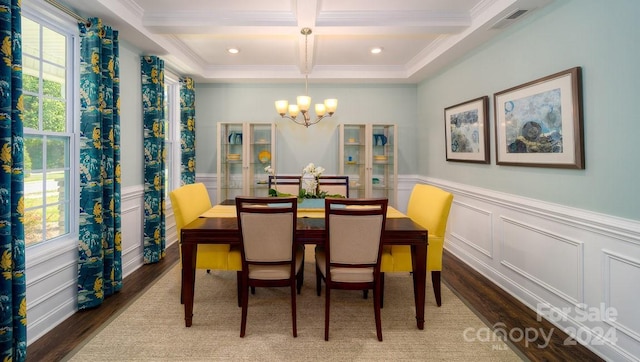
left=318, top=176, right=349, bottom=197
left=169, top=183, right=213, bottom=241
left=324, top=198, right=387, bottom=270
left=406, top=184, right=453, bottom=238
left=235, top=197, right=298, bottom=264
left=268, top=175, right=301, bottom=196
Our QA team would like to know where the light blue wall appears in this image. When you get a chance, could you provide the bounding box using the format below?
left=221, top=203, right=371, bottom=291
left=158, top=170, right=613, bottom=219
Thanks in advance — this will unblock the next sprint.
left=195, top=83, right=418, bottom=175
left=417, top=0, right=640, bottom=220
left=118, top=40, right=144, bottom=187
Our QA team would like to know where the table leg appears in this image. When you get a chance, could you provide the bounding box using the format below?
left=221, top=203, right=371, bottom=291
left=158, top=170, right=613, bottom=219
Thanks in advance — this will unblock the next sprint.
left=182, top=242, right=197, bottom=327
left=411, top=243, right=427, bottom=330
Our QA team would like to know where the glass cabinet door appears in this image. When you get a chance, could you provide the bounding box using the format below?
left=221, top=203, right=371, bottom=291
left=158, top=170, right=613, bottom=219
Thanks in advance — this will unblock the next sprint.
left=248, top=123, right=275, bottom=197
left=371, top=124, right=397, bottom=206
left=340, top=124, right=366, bottom=198
left=217, top=123, right=245, bottom=202
left=217, top=122, right=276, bottom=202
left=339, top=123, right=397, bottom=207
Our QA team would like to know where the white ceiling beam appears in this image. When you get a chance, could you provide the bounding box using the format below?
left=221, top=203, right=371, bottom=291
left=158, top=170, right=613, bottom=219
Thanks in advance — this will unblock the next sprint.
left=143, top=11, right=297, bottom=32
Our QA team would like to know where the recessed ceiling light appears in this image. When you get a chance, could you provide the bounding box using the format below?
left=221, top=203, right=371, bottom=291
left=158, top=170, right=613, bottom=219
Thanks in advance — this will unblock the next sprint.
left=227, top=48, right=239, bottom=54
left=370, top=47, right=383, bottom=54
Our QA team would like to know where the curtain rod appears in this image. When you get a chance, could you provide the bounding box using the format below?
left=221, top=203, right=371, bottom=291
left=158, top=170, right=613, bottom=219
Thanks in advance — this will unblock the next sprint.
left=44, top=0, right=89, bottom=25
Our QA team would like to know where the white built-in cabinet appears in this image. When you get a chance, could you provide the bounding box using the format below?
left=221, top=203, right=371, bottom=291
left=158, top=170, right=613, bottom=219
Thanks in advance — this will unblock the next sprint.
left=216, top=122, right=276, bottom=201
left=338, top=124, right=398, bottom=207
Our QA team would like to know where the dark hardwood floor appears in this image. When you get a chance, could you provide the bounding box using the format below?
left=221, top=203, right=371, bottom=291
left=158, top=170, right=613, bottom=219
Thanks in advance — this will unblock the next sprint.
left=442, top=250, right=603, bottom=362
left=27, top=244, right=603, bottom=361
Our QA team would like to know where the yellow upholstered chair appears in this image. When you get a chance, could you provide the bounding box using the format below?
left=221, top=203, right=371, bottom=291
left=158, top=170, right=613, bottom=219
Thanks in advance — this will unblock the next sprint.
left=380, top=184, right=453, bottom=307
left=170, top=183, right=242, bottom=302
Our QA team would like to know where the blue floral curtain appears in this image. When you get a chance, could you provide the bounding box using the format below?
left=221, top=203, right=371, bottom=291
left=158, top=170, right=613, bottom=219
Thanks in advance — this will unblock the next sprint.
left=0, top=1, right=27, bottom=359
left=179, top=77, right=196, bottom=185
left=77, top=18, right=122, bottom=310
left=141, top=56, right=165, bottom=263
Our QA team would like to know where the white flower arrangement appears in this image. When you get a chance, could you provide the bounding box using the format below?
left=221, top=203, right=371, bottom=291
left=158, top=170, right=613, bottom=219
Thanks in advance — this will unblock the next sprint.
left=265, top=165, right=278, bottom=195
left=301, top=163, right=325, bottom=197
left=302, top=162, right=325, bottom=178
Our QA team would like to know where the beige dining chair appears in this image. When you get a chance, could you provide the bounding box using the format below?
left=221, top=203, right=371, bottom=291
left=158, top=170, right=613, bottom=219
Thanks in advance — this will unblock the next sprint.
left=235, top=196, right=304, bottom=338
left=268, top=175, right=302, bottom=197
left=318, top=176, right=349, bottom=197
left=315, top=197, right=388, bottom=341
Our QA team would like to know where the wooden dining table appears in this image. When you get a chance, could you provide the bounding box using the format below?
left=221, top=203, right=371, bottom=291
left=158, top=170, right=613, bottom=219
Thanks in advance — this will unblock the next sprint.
left=180, top=202, right=429, bottom=329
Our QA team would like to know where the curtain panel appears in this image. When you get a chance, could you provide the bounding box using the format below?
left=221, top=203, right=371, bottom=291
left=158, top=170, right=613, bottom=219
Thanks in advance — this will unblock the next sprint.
left=0, top=1, right=27, bottom=359
left=180, top=77, right=196, bottom=185
left=77, top=18, right=123, bottom=310
left=141, top=56, right=165, bottom=263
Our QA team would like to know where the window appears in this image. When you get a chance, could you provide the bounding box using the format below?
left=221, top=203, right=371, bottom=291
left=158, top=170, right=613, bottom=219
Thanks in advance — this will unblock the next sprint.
left=21, top=13, right=77, bottom=247
left=164, top=75, right=180, bottom=197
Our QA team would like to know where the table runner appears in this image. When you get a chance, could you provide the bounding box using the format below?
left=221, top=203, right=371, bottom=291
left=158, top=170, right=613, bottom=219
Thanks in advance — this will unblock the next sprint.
left=200, top=204, right=406, bottom=219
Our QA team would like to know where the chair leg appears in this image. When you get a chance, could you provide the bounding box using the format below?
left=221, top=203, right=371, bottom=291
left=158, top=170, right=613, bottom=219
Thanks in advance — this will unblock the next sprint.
left=298, top=249, right=305, bottom=294
left=296, top=268, right=304, bottom=295
left=363, top=289, right=368, bottom=299
left=240, top=278, right=249, bottom=337
left=324, top=285, right=330, bottom=341
left=315, top=264, right=322, bottom=296
left=373, top=282, right=383, bottom=341
left=291, top=280, right=298, bottom=337
left=380, top=272, right=385, bottom=309
left=236, top=271, right=242, bottom=307
left=432, top=271, right=442, bottom=307
left=251, top=286, right=256, bottom=295
left=180, top=266, right=184, bottom=304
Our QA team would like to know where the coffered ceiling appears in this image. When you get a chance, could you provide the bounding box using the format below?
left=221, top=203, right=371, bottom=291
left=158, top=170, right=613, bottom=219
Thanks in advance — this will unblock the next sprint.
left=55, top=0, right=553, bottom=83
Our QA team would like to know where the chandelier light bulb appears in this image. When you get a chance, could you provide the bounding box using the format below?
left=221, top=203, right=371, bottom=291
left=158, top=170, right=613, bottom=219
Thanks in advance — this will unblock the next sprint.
left=275, top=100, right=289, bottom=115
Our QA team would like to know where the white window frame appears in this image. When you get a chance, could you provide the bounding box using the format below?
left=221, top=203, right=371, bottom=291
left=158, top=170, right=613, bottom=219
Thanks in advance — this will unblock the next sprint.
left=164, top=72, right=181, bottom=196
left=22, top=2, right=80, bottom=257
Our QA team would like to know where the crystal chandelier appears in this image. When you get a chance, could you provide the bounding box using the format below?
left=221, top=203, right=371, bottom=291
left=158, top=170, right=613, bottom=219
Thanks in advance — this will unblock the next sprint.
left=275, top=28, right=337, bottom=127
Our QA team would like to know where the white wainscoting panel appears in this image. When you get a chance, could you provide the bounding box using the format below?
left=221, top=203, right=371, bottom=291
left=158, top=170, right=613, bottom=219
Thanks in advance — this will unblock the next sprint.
left=500, top=216, right=584, bottom=305
left=423, top=177, right=640, bottom=362
left=25, top=238, right=78, bottom=345
left=448, top=200, right=493, bottom=259
left=120, top=186, right=144, bottom=277
left=603, top=251, right=640, bottom=345
left=26, top=185, right=147, bottom=345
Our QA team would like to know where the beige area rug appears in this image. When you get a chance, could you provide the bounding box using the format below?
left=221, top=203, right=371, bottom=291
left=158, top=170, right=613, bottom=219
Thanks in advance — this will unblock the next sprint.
left=66, top=248, right=523, bottom=361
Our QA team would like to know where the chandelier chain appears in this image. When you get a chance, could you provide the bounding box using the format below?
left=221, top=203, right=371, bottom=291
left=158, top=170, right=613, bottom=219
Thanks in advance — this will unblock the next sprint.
left=303, top=28, right=309, bottom=95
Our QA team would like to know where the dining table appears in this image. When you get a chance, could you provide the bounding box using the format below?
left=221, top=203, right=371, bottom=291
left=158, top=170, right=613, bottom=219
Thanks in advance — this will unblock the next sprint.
left=180, top=200, right=429, bottom=329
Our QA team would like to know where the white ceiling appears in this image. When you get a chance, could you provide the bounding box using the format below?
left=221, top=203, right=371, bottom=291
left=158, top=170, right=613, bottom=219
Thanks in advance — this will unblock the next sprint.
left=56, top=0, right=553, bottom=83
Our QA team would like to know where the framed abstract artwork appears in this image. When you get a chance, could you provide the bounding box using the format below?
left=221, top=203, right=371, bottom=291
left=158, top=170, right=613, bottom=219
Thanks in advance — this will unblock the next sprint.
left=493, top=67, right=584, bottom=169
left=444, top=96, right=490, bottom=163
